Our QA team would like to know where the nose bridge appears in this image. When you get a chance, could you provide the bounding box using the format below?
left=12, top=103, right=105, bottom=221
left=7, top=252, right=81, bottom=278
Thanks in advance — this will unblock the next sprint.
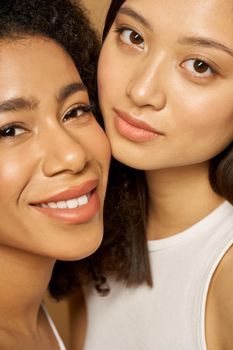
left=38, top=121, right=88, bottom=176
left=127, top=52, right=167, bottom=109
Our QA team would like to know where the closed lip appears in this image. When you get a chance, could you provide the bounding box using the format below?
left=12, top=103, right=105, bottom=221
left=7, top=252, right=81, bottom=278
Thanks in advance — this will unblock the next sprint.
left=30, top=179, right=99, bottom=205
left=114, top=109, right=163, bottom=135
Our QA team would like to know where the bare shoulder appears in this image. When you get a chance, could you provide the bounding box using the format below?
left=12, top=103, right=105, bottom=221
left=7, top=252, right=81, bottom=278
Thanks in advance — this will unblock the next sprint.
left=214, top=244, right=233, bottom=300
left=207, top=244, right=233, bottom=349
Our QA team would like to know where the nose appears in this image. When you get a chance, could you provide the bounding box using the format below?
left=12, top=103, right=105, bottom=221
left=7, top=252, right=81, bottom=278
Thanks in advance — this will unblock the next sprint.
left=126, top=55, right=167, bottom=110
left=39, top=125, right=89, bottom=177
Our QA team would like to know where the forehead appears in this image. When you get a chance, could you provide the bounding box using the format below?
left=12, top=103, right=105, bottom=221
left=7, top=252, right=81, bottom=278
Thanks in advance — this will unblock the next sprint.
left=122, top=0, right=233, bottom=16
left=121, top=0, right=233, bottom=42
left=0, top=37, right=80, bottom=92
left=0, top=37, right=74, bottom=67
left=0, top=38, right=85, bottom=111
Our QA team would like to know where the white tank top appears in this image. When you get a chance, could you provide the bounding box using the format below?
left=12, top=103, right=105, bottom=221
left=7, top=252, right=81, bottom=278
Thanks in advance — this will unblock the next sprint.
left=83, top=201, right=233, bottom=350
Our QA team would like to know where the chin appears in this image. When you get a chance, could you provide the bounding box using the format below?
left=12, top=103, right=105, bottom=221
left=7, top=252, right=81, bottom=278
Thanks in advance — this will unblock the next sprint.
left=53, top=230, right=104, bottom=262
left=113, top=151, right=152, bottom=170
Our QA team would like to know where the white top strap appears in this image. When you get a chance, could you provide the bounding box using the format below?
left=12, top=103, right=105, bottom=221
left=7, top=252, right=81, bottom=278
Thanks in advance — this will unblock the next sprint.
left=42, top=305, right=67, bottom=350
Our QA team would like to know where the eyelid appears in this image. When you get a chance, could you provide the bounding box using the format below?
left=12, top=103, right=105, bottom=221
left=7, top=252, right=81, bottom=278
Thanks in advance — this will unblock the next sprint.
left=114, top=25, right=145, bottom=48
left=182, top=54, right=219, bottom=71
left=0, top=123, right=28, bottom=139
left=0, top=122, right=27, bottom=131
left=180, top=56, right=220, bottom=81
left=62, top=103, right=95, bottom=122
left=114, top=23, right=142, bottom=34
left=70, top=103, right=94, bottom=113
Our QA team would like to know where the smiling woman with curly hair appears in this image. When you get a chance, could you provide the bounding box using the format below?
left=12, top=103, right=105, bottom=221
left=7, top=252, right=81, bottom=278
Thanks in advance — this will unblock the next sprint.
left=0, top=0, right=111, bottom=348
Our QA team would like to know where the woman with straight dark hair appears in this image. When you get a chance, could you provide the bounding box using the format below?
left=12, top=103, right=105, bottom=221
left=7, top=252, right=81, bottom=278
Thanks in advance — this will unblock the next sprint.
left=56, top=0, right=233, bottom=349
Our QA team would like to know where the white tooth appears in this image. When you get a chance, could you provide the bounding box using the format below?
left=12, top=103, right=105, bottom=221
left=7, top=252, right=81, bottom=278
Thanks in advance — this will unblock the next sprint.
left=41, top=203, right=48, bottom=208
left=57, top=201, right=67, bottom=209
left=77, top=195, right=88, bottom=206
left=47, top=202, right=57, bottom=209
left=66, top=198, right=79, bottom=209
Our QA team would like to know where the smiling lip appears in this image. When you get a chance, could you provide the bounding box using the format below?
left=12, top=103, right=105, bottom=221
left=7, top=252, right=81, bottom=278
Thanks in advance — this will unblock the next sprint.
left=30, top=179, right=100, bottom=224
left=114, top=109, right=162, bottom=142
left=32, top=179, right=98, bottom=204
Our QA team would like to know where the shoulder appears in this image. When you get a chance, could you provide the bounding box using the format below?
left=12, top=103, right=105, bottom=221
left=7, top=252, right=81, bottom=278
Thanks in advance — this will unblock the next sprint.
left=213, top=244, right=233, bottom=302
left=207, top=244, right=233, bottom=349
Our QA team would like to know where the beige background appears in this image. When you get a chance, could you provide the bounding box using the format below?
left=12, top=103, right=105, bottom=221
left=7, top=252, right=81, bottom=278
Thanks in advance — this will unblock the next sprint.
left=45, top=1, right=110, bottom=349
left=82, top=0, right=110, bottom=31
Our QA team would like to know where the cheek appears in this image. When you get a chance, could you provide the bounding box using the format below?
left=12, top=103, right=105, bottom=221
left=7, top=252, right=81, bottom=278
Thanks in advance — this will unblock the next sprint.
left=98, top=48, right=109, bottom=93
left=173, top=99, right=233, bottom=160
left=173, top=87, right=233, bottom=134
left=0, top=153, right=28, bottom=198
left=94, top=130, right=111, bottom=167
left=0, top=146, right=38, bottom=208
left=98, top=48, right=124, bottom=102
left=83, top=125, right=111, bottom=171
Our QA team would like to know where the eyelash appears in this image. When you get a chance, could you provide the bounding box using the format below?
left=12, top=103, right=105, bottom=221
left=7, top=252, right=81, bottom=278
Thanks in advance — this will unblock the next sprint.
left=114, top=26, right=145, bottom=49
left=180, top=58, right=216, bottom=79
left=62, top=103, right=94, bottom=122
left=113, top=24, right=219, bottom=82
left=114, top=29, right=217, bottom=82
left=0, top=123, right=28, bottom=139
left=0, top=104, right=95, bottom=140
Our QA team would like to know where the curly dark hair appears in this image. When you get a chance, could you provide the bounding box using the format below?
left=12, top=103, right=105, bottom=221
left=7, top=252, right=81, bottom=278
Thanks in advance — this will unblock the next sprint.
left=51, top=0, right=233, bottom=300
left=0, top=0, right=100, bottom=113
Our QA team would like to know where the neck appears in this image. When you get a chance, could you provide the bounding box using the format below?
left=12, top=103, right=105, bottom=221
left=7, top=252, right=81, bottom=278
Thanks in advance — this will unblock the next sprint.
left=146, top=163, right=224, bottom=240
left=0, top=245, right=54, bottom=334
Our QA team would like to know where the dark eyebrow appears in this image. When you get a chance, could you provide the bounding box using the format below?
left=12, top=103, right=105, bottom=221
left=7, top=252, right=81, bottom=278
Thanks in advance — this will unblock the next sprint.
left=57, top=82, right=87, bottom=103
left=179, top=36, right=233, bottom=58
left=0, top=97, right=38, bottom=113
left=0, top=83, right=87, bottom=114
left=118, top=6, right=153, bottom=31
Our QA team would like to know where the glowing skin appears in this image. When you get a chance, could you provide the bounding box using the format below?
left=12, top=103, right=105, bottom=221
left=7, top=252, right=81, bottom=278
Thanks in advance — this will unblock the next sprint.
left=98, top=0, right=233, bottom=171
left=0, top=37, right=110, bottom=261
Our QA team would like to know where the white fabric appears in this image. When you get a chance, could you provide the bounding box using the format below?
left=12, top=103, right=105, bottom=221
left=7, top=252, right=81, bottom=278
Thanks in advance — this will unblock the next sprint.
left=43, top=305, right=67, bottom=350
left=83, top=201, right=233, bottom=350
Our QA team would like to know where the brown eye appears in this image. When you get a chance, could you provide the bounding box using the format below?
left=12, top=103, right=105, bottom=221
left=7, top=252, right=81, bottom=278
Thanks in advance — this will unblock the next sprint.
left=117, top=28, right=145, bottom=49
left=130, top=31, right=144, bottom=45
left=181, top=58, right=214, bottom=78
left=194, top=60, right=209, bottom=73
